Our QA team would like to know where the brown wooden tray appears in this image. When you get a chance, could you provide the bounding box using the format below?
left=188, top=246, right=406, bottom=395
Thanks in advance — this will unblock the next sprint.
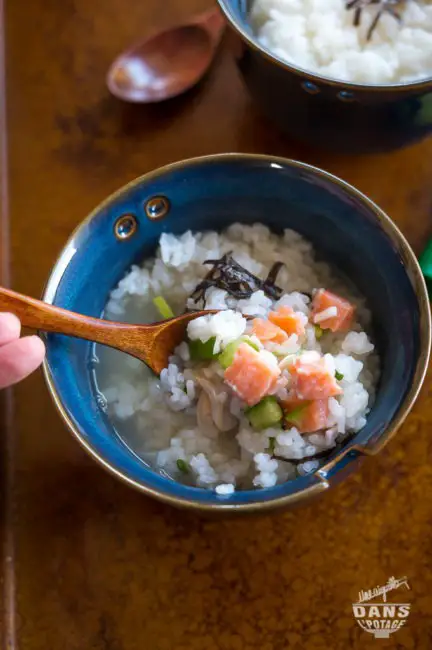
left=1, top=0, right=15, bottom=646
left=2, top=0, right=432, bottom=648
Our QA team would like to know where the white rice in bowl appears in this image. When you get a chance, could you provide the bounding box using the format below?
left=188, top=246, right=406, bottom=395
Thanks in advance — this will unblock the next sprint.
left=95, top=224, right=380, bottom=495
left=251, top=0, right=432, bottom=84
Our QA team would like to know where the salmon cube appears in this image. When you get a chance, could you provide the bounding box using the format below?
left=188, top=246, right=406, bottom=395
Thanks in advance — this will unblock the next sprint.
left=251, top=318, right=288, bottom=344
left=289, top=356, right=342, bottom=400
left=311, top=289, right=355, bottom=332
left=224, top=343, right=281, bottom=406
left=283, top=399, right=329, bottom=433
left=268, top=306, right=305, bottom=337
left=281, top=395, right=305, bottom=411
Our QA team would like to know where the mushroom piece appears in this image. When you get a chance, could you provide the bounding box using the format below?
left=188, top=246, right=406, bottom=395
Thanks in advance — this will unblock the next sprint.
left=195, top=374, right=238, bottom=433
left=196, top=390, right=219, bottom=437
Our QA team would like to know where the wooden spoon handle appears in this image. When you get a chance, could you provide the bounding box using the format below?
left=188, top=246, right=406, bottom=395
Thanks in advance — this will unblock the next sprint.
left=0, top=286, right=147, bottom=353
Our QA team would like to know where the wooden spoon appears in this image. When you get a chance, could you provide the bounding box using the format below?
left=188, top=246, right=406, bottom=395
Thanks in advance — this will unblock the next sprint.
left=106, top=7, right=225, bottom=103
left=0, top=287, right=215, bottom=374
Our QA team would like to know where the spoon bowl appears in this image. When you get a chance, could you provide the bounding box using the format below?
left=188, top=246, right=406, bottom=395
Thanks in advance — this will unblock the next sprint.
left=0, top=287, right=215, bottom=374
left=107, top=8, right=225, bottom=103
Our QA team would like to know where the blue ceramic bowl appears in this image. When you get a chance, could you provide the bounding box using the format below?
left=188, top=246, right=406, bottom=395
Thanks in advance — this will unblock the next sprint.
left=42, top=154, right=430, bottom=512
left=218, top=1, right=432, bottom=154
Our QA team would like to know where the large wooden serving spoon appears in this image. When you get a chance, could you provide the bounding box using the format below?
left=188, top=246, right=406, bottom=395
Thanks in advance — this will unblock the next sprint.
left=0, top=287, right=215, bottom=374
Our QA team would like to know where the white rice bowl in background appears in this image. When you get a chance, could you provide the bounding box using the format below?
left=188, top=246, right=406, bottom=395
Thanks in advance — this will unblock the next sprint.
left=251, top=0, right=432, bottom=84
left=96, top=224, right=379, bottom=495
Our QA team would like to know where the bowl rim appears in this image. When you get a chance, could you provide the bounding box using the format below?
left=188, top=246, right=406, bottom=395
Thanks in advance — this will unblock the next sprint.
left=42, top=152, right=431, bottom=512
left=217, top=0, right=432, bottom=92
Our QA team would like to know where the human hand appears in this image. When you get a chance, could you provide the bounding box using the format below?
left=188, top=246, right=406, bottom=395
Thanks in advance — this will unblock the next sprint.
left=0, top=312, right=45, bottom=389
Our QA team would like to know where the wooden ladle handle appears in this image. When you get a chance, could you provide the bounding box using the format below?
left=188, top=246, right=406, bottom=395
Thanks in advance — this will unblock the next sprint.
left=0, top=286, right=146, bottom=350
left=0, top=287, right=217, bottom=373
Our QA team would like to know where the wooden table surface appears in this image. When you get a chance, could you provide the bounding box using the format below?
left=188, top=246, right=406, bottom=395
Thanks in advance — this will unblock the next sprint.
left=2, top=0, right=432, bottom=648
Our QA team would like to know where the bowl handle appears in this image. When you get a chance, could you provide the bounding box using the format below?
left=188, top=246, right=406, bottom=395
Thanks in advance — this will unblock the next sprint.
left=314, top=443, right=373, bottom=485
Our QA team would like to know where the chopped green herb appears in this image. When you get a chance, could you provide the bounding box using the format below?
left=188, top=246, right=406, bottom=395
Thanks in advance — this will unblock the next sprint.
left=153, top=296, right=174, bottom=320
left=246, top=396, right=283, bottom=431
left=189, top=337, right=218, bottom=361
left=335, top=371, right=344, bottom=381
left=218, top=336, right=260, bottom=369
left=314, top=324, right=324, bottom=340
left=176, top=459, right=189, bottom=474
left=416, top=94, right=432, bottom=128
left=268, top=437, right=276, bottom=454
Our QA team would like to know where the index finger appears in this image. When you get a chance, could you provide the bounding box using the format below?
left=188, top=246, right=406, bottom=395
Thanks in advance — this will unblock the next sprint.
left=0, top=312, right=21, bottom=346
left=0, top=335, right=45, bottom=389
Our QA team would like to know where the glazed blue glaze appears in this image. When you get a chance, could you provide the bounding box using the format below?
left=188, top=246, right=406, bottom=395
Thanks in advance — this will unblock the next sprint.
left=43, top=157, right=421, bottom=506
left=218, top=0, right=432, bottom=154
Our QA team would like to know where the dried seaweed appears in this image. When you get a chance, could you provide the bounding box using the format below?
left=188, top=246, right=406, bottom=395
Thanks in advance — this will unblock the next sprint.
left=345, top=0, right=405, bottom=41
left=262, top=262, right=285, bottom=298
left=190, top=253, right=285, bottom=305
left=273, top=449, right=334, bottom=466
left=273, top=432, right=357, bottom=467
